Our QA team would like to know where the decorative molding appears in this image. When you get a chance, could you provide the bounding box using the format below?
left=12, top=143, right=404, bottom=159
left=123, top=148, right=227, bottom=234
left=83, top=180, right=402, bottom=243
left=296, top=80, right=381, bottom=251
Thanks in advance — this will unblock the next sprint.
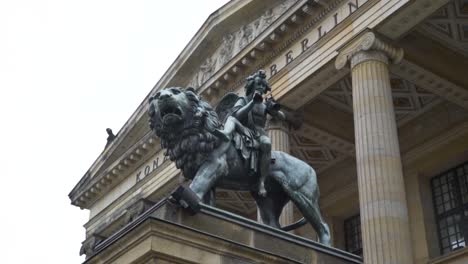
left=335, top=31, right=403, bottom=70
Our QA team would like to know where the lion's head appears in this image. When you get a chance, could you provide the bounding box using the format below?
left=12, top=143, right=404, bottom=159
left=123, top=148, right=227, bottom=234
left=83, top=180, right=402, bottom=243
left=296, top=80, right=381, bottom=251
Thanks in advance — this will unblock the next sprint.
left=149, top=87, right=194, bottom=134
left=148, top=87, right=221, bottom=177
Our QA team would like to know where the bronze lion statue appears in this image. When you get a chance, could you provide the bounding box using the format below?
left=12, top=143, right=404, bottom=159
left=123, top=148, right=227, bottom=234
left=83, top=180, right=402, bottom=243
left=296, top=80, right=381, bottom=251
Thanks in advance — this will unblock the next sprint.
left=148, top=87, right=331, bottom=245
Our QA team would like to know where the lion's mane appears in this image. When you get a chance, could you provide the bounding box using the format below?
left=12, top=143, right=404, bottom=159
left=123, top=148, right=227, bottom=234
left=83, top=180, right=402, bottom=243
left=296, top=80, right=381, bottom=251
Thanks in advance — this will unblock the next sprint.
left=151, top=89, right=222, bottom=178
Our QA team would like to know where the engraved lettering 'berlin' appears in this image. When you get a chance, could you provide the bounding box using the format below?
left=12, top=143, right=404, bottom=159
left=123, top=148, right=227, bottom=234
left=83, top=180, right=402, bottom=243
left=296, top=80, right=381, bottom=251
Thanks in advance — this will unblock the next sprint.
left=264, top=0, right=364, bottom=80
left=270, top=64, right=278, bottom=77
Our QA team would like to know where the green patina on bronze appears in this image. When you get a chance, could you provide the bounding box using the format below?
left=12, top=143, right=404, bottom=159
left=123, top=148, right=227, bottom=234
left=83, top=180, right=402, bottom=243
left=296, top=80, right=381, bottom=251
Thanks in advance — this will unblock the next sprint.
left=148, top=71, right=331, bottom=245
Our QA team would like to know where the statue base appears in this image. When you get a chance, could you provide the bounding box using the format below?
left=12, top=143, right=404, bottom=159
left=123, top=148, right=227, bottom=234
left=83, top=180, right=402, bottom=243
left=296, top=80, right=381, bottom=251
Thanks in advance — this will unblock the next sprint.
left=84, top=199, right=362, bottom=264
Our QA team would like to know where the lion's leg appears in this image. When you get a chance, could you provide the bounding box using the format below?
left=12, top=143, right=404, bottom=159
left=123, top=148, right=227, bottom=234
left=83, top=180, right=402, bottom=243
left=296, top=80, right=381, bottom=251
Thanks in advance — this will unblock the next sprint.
left=269, top=153, right=331, bottom=245
left=189, top=151, right=228, bottom=200
left=294, top=178, right=331, bottom=246
left=252, top=190, right=288, bottom=229
left=202, top=188, right=216, bottom=206
left=258, top=135, right=271, bottom=197
left=309, top=198, right=331, bottom=246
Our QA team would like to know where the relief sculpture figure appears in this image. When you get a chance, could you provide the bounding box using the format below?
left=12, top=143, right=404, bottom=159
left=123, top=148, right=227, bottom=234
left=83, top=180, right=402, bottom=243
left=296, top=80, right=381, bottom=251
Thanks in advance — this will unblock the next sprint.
left=148, top=70, right=331, bottom=245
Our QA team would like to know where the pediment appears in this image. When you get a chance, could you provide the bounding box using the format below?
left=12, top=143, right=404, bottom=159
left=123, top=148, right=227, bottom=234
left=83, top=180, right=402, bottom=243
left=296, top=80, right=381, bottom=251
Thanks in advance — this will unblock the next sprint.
left=181, top=0, right=297, bottom=89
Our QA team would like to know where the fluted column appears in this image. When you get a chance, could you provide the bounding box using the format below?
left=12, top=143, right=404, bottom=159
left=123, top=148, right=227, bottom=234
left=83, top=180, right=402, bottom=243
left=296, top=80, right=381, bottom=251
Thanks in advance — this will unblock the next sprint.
left=267, top=117, right=294, bottom=227
left=336, top=32, right=413, bottom=264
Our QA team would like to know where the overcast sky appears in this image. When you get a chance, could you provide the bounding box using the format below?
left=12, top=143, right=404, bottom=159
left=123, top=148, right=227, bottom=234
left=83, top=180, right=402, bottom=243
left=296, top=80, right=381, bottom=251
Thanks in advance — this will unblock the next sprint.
left=0, top=1, right=229, bottom=263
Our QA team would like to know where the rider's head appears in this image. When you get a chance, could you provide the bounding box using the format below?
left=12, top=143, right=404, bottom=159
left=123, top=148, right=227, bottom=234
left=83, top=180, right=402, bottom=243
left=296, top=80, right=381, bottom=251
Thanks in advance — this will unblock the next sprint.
left=244, top=70, right=271, bottom=96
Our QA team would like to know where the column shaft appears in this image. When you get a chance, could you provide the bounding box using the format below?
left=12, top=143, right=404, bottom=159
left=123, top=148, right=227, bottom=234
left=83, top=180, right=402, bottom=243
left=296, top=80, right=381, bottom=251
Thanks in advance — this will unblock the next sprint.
left=351, top=51, right=413, bottom=264
left=267, top=118, right=294, bottom=227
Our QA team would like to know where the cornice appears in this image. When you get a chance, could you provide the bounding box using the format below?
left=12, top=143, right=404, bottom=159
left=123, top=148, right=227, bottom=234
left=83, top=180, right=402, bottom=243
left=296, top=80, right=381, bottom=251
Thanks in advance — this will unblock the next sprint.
left=69, top=132, right=160, bottom=209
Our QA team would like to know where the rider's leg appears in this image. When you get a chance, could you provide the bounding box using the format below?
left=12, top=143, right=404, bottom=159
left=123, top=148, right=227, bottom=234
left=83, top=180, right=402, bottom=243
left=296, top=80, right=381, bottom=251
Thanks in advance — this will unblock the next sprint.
left=213, top=116, right=239, bottom=141
left=258, top=135, right=271, bottom=196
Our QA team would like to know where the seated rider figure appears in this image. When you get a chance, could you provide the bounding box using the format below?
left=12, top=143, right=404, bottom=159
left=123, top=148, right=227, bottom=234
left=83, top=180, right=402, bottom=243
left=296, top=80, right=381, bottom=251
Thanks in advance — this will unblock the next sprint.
left=214, top=70, right=286, bottom=197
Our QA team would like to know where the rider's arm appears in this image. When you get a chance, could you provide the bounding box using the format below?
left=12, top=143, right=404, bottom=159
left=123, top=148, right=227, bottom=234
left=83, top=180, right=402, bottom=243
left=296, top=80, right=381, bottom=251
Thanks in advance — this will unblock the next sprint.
left=232, top=98, right=255, bottom=121
left=266, top=98, right=286, bottom=121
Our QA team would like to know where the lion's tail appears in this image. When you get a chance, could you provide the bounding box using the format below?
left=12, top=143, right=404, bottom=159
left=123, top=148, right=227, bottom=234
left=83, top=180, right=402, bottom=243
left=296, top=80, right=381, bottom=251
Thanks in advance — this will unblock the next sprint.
left=281, top=217, right=307, bottom=231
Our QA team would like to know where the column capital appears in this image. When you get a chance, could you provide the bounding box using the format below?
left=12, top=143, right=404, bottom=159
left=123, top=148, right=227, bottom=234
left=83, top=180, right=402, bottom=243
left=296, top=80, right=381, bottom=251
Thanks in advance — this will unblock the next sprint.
left=335, top=31, right=404, bottom=70
left=267, top=107, right=303, bottom=132
left=267, top=116, right=290, bottom=133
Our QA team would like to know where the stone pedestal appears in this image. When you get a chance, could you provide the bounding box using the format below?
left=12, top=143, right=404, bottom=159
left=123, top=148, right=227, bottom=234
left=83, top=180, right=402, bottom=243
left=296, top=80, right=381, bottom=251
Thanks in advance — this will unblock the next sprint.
left=336, top=32, right=413, bottom=264
left=84, top=199, right=362, bottom=264
left=267, top=117, right=294, bottom=227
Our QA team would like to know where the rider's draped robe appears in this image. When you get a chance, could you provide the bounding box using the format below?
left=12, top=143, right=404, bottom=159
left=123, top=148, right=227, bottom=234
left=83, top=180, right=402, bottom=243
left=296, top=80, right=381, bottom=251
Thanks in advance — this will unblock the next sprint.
left=228, top=96, right=263, bottom=175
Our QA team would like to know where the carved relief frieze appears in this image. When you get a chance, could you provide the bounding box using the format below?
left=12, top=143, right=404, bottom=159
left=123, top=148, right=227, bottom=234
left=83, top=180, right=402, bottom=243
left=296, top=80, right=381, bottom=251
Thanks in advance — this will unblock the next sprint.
left=188, top=0, right=298, bottom=88
left=221, top=0, right=369, bottom=96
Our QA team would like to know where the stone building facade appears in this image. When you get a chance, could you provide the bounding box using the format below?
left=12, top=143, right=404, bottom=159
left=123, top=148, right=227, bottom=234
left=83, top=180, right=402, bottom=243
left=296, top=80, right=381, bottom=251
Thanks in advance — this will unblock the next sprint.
left=69, top=0, right=468, bottom=263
